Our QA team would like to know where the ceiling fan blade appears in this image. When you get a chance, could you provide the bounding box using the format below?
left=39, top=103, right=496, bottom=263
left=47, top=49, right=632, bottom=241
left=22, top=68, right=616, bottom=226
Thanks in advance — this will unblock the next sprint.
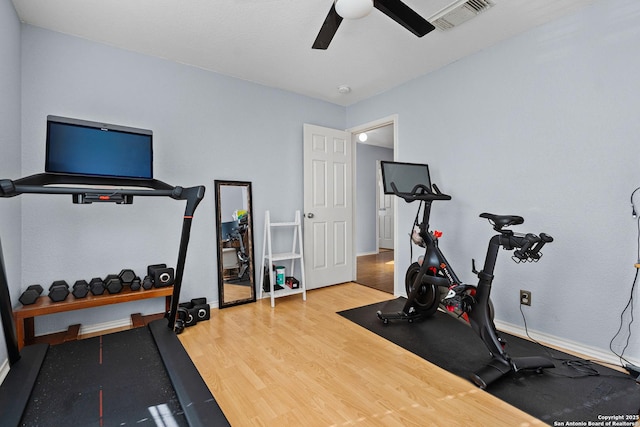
left=374, top=0, right=435, bottom=37
left=312, top=3, right=344, bottom=50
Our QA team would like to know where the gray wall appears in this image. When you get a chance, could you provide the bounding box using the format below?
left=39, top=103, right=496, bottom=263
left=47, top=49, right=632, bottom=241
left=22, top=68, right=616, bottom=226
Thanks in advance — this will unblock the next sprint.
left=356, top=143, right=393, bottom=255
left=18, top=25, right=345, bottom=335
left=0, top=1, right=22, bottom=370
left=347, top=0, right=640, bottom=362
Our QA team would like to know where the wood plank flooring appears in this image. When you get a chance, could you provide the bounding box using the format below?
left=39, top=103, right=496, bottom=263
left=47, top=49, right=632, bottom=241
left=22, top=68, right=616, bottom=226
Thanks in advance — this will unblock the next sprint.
left=356, top=250, right=394, bottom=294
left=179, top=283, right=543, bottom=426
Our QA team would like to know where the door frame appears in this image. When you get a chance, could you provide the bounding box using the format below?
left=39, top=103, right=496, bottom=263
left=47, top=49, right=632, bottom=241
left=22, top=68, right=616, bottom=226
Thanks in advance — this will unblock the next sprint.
left=347, top=114, right=399, bottom=295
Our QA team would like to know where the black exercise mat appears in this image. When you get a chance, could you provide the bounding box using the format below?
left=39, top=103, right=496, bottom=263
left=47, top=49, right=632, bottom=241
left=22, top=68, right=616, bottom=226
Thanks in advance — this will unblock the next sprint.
left=20, top=327, right=188, bottom=426
left=339, top=298, right=640, bottom=425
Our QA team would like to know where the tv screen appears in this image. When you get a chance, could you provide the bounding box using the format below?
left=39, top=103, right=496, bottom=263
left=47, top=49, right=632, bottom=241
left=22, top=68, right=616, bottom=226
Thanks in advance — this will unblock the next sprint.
left=45, top=115, right=153, bottom=180
left=381, top=161, right=431, bottom=195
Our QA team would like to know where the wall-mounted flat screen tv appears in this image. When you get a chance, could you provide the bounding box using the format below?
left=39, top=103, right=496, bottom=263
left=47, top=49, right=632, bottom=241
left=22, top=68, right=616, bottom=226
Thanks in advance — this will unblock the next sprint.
left=380, top=161, right=431, bottom=195
left=45, top=115, right=153, bottom=180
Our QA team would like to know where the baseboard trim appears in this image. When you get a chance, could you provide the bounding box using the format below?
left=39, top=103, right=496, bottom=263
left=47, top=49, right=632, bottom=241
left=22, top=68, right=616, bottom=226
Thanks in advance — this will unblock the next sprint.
left=35, top=301, right=219, bottom=339
left=494, top=319, right=640, bottom=369
left=78, top=317, right=132, bottom=336
left=357, top=251, right=379, bottom=257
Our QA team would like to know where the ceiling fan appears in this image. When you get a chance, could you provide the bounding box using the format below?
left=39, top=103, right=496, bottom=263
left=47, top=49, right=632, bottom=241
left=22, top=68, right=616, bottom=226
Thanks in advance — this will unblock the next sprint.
left=312, top=0, right=435, bottom=50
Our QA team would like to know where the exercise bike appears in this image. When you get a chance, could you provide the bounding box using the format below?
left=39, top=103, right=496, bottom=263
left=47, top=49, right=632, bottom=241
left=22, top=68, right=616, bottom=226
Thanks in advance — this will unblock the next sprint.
left=376, top=162, right=555, bottom=388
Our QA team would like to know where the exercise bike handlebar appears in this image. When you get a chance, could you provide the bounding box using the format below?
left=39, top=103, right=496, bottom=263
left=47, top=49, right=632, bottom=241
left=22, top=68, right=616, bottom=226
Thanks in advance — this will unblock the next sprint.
left=512, top=233, right=540, bottom=260
left=390, top=182, right=452, bottom=203
left=503, top=228, right=553, bottom=263
left=479, top=213, right=553, bottom=262
left=527, top=233, right=554, bottom=261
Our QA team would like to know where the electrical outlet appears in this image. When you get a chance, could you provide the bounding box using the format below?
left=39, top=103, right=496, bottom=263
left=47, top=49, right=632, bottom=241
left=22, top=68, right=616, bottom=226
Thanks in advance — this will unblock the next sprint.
left=520, top=290, right=532, bottom=306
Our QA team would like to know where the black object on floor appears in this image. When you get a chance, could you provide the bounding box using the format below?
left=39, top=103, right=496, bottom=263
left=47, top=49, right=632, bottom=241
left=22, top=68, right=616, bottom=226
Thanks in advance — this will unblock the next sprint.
left=15, top=320, right=229, bottom=427
left=338, top=298, right=640, bottom=424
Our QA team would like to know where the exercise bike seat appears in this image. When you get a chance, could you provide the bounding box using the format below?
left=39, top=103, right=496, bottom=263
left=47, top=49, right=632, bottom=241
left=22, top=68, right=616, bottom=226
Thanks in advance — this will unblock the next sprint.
left=480, top=213, right=524, bottom=231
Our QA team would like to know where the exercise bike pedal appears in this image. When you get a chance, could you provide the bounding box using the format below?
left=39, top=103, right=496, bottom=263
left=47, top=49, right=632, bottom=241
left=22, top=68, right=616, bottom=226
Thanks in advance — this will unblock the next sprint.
left=469, top=357, right=511, bottom=389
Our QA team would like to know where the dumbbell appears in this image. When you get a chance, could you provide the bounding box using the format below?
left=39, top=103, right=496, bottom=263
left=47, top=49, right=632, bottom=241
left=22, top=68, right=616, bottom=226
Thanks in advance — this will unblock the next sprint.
left=104, top=274, right=123, bottom=294
left=178, top=302, right=198, bottom=327
left=130, top=277, right=141, bottom=291
left=19, top=284, right=44, bottom=305
left=142, top=275, right=154, bottom=290
left=48, top=280, right=70, bottom=302
left=147, top=264, right=175, bottom=288
left=191, top=297, right=210, bottom=322
left=72, top=280, right=90, bottom=299
left=118, top=269, right=141, bottom=291
left=89, top=277, right=105, bottom=296
left=174, top=307, right=188, bottom=334
left=118, top=269, right=136, bottom=285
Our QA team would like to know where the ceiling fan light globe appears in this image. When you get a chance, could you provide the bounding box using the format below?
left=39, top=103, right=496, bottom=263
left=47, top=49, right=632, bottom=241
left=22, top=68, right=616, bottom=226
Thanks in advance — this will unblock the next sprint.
left=335, top=0, right=374, bottom=20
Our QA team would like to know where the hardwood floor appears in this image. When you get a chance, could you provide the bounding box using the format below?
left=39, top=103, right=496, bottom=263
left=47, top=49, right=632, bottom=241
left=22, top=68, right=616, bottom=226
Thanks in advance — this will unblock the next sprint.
left=356, top=250, right=394, bottom=294
left=179, top=283, right=543, bottom=426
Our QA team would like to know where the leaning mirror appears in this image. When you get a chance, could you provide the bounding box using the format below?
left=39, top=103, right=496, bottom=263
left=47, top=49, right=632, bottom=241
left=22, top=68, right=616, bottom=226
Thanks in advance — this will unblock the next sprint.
left=215, top=180, right=256, bottom=308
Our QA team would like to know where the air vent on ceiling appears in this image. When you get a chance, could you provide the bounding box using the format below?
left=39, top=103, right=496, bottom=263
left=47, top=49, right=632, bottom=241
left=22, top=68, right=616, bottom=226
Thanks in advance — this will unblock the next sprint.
left=429, top=0, right=495, bottom=31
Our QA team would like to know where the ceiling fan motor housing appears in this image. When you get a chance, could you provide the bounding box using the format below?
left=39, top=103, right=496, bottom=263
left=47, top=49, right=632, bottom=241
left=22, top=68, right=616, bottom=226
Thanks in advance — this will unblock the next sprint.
left=335, top=0, right=374, bottom=20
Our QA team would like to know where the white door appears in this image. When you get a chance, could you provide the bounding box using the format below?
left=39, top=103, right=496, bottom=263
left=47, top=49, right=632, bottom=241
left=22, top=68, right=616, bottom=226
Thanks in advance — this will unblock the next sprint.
left=303, top=124, right=354, bottom=289
left=378, top=165, right=394, bottom=249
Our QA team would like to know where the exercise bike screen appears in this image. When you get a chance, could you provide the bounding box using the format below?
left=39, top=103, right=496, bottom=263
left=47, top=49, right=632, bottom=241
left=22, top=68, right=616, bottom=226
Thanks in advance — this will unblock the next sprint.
left=381, top=161, right=431, bottom=195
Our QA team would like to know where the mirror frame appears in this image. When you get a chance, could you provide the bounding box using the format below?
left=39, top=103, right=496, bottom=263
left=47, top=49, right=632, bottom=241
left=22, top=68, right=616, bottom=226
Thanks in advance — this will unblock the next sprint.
left=214, top=180, right=256, bottom=308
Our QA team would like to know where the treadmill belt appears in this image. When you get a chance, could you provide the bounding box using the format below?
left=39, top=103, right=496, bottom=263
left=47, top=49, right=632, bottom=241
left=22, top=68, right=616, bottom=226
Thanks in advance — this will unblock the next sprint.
left=20, top=327, right=188, bottom=426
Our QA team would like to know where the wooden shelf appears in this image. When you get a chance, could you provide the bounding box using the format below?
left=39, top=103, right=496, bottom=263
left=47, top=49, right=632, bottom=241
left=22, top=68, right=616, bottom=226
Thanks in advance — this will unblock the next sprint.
left=13, top=286, right=173, bottom=350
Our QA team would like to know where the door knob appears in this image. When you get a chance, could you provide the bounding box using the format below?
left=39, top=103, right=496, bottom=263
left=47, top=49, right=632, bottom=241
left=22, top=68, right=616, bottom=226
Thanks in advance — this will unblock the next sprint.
left=306, top=213, right=315, bottom=218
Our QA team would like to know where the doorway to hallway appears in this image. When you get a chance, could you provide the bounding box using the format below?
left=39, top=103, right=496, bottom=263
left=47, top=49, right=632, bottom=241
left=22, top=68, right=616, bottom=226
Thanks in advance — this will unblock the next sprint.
left=352, top=116, right=397, bottom=295
left=356, top=249, right=394, bottom=294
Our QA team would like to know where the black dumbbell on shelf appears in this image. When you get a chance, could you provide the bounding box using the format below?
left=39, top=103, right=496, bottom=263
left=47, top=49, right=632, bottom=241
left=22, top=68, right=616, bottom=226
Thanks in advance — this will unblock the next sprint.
left=118, top=269, right=135, bottom=285
left=72, top=280, right=90, bottom=298
left=89, top=277, right=105, bottom=295
left=147, top=264, right=175, bottom=288
left=19, top=284, right=44, bottom=305
left=48, top=280, right=70, bottom=302
left=118, top=269, right=142, bottom=291
left=32, top=268, right=144, bottom=302
left=104, top=274, right=123, bottom=294
left=142, top=275, right=154, bottom=290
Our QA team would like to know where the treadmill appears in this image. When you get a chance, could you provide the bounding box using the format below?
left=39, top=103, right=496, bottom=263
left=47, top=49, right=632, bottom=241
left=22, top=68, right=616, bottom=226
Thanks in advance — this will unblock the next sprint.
left=0, top=173, right=230, bottom=426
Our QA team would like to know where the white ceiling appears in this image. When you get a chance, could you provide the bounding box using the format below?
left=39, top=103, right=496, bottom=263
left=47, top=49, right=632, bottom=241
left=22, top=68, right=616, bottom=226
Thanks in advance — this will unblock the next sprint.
left=11, top=0, right=598, bottom=106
